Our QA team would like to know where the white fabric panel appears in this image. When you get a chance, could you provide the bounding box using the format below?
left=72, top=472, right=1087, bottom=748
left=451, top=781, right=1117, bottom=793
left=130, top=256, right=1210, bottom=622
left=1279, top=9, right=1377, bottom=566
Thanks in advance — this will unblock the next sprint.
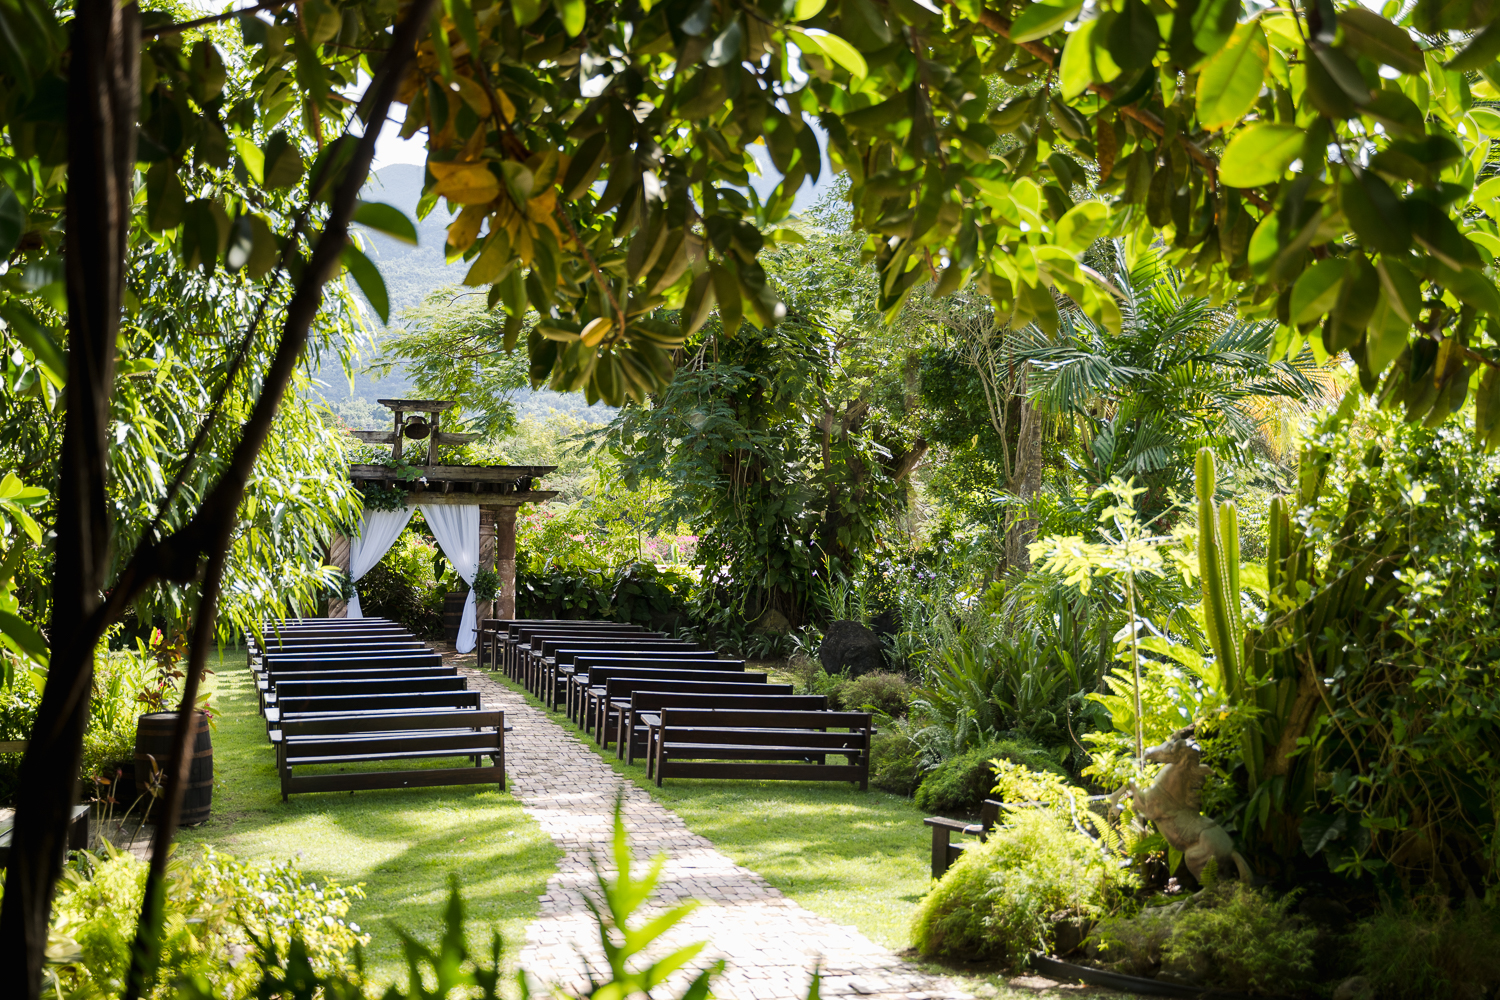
left=420, top=504, right=480, bottom=652
left=346, top=506, right=414, bottom=619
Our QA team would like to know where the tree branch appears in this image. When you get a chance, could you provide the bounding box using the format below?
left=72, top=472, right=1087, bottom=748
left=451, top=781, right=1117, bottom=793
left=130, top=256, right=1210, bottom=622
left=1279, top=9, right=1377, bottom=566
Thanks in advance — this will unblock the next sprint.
left=142, top=0, right=293, bottom=38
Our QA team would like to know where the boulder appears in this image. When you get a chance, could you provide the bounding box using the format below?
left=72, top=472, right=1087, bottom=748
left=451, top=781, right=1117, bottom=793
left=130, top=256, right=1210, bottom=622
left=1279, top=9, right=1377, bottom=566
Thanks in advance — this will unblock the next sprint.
left=754, top=608, right=791, bottom=634
left=819, top=620, right=885, bottom=677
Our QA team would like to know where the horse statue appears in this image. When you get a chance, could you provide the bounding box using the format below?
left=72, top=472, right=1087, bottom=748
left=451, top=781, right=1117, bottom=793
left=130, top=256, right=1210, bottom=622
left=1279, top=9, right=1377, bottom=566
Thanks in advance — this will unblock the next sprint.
left=1110, top=727, right=1252, bottom=882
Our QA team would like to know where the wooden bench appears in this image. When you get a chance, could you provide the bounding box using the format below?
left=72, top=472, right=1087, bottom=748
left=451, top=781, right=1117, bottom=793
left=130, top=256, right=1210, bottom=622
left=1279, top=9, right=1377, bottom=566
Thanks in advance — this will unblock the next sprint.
left=570, top=662, right=754, bottom=729
left=542, top=643, right=710, bottom=709
left=617, top=690, right=822, bottom=763
left=515, top=628, right=660, bottom=692
left=266, top=688, right=482, bottom=730
left=923, top=800, right=1002, bottom=878
left=270, top=708, right=505, bottom=800
left=501, top=623, right=648, bottom=679
left=0, top=801, right=90, bottom=863
left=478, top=618, right=615, bottom=671
left=653, top=709, right=872, bottom=788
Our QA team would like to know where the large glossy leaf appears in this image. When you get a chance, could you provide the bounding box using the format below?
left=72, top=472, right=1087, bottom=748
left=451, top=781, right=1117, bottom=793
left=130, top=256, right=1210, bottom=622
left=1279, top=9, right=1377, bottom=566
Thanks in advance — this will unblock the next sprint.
left=1009, top=0, right=1083, bottom=43
left=1196, top=22, right=1268, bottom=130
left=341, top=244, right=390, bottom=323
left=1219, top=123, right=1302, bottom=187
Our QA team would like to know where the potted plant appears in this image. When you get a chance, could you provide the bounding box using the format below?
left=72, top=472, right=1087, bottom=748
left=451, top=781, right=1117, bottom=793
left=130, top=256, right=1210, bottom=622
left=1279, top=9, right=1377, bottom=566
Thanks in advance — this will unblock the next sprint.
left=472, top=568, right=500, bottom=625
left=133, top=626, right=214, bottom=826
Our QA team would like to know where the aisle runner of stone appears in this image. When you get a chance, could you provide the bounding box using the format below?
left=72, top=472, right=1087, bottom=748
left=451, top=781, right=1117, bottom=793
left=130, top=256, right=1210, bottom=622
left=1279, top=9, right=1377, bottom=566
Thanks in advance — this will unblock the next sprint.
left=453, top=662, right=973, bottom=1000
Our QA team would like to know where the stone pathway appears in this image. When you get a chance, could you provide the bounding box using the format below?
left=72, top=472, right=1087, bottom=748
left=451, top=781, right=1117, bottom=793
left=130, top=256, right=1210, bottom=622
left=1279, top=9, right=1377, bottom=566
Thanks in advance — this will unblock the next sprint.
left=450, top=659, right=974, bottom=1000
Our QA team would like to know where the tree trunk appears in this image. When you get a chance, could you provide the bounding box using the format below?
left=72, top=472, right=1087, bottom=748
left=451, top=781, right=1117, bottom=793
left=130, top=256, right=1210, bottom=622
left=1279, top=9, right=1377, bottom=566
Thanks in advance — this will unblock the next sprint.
left=1002, top=398, right=1042, bottom=574
left=0, top=3, right=139, bottom=993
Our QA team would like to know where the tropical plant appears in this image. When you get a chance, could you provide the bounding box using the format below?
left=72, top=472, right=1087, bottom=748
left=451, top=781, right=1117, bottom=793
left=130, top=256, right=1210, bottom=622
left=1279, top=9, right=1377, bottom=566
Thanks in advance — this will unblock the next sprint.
left=1022, top=254, right=1329, bottom=523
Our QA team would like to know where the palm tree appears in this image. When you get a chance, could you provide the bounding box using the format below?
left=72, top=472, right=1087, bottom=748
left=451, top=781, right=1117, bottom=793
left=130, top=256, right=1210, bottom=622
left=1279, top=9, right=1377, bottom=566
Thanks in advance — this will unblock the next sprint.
left=1019, top=252, right=1336, bottom=523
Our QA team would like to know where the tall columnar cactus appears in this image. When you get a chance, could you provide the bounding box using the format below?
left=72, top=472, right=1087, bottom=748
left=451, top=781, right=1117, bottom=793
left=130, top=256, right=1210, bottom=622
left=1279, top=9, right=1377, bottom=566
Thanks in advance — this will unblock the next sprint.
left=1194, top=439, right=1404, bottom=863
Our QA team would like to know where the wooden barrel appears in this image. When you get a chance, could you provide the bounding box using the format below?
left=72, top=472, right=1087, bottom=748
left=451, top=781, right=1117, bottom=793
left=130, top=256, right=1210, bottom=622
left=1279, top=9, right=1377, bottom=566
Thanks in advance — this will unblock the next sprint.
left=134, top=711, right=213, bottom=826
left=443, top=590, right=469, bottom=643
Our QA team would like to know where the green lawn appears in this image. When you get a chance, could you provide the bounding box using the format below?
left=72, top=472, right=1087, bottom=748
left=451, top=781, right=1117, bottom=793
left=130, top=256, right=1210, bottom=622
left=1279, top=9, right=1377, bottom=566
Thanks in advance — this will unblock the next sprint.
left=176, top=652, right=560, bottom=985
left=490, top=673, right=935, bottom=952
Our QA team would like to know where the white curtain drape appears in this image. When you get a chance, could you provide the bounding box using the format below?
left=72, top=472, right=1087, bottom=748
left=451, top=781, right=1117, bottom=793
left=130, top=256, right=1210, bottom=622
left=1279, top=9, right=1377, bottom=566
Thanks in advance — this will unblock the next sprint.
left=420, top=504, right=480, bottom=652
left=346, top=507, right=413, bottom=618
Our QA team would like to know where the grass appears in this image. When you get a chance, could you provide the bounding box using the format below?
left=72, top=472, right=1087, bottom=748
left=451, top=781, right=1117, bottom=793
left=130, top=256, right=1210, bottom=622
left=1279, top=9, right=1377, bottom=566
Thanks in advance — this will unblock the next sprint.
left=490, top=672, right=934, bottom=952
left=175, top=651, right=560, bottom=986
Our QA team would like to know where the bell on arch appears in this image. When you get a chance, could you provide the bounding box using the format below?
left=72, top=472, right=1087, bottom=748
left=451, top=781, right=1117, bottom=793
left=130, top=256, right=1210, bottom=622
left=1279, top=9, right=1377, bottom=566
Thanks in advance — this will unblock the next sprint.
left=403, top=417, right=431, bottom=440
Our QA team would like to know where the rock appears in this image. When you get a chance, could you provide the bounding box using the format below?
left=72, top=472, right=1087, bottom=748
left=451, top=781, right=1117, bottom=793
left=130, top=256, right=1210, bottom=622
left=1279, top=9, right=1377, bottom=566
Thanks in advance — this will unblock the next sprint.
left=754, top=608, right=791, bottom=634
left=819, top=620, right=885, bottom=677
left=1333, top=976, right=1374, bottom=1000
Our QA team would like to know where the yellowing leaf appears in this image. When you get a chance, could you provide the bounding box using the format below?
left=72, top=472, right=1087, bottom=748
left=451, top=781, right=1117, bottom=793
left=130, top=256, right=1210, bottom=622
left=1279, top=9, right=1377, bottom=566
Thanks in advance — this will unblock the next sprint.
left=580, top=316, right=612, bottom=346
left=447, top=204, right=487, bottom=256
left=1196, top=22, right=1269, bottom=131
left=429, top=161, right=500, bottom=204
left=1055, top=200, right=1110, bottom=252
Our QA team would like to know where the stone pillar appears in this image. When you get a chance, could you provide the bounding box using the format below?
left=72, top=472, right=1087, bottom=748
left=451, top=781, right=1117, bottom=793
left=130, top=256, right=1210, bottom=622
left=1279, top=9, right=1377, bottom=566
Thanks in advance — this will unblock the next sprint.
left=328, top=533, right=351, bottom=618
left=497, top=505, right=518, bottom=620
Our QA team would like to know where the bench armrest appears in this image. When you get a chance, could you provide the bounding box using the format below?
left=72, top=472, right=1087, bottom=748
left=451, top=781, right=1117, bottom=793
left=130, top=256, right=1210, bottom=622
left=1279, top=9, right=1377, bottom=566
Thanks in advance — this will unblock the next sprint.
left=923, top=817, right=985, bottom=834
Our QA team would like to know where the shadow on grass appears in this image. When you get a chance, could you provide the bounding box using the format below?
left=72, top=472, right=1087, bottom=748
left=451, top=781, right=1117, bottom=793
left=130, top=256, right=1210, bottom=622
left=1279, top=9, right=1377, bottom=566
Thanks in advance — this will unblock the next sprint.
left=175, top=653, right=561, bottom=986
left=489, top=672, right=936, bottom=952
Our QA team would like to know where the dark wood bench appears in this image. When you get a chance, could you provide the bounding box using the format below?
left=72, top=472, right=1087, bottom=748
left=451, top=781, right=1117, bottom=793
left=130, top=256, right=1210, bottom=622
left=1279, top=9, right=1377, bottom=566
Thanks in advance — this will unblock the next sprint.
left=516, top=628, right=660, bottom=693
left=570, top=662, right=754, bottom=729
left=478, top=618, right=616, bottom=671
left=580, top=663, right=762, bottom=742
left=255, top=663, right=457, bottom=713
left=924, top=800, right=1002, bottom=878
left=270, top=708, right=505, bottom=800
left=266, top=688, right=482, bottom=729
left=0, top=800, right=91, bottom=863
left=617, top=690, right=822, bottom=763
left=503, top=623, right=649, bottom=681
left=653, top=709, right=872, bottom=788
left=265, top=674, right=470, bottom=707
left=543, top=643, right=711, bottom=709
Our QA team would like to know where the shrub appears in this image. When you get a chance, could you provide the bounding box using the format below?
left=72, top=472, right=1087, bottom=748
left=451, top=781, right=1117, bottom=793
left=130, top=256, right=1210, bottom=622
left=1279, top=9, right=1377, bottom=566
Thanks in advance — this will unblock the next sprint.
left=914, top=737, right=1067, bottom=814
left=33, top=846, right=367, bottom=999
left=841, top=671, right=912, bottom=717
left=1157, top=882, right=1316, bottom=994
left=912, top=808, right=1135, bottom=963
left=870, top=727, right=925, bottom=796
left=1351, top=900, right=1500, bottom=1000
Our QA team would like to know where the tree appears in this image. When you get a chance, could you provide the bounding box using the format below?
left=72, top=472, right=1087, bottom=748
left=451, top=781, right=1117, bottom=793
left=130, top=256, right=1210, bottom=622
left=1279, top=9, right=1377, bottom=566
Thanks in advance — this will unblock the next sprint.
left=602, top=230, right=925, bottom=629
left=372, top=285, right=531, bottom=438
left=1020, top=253, right=1326, bottom=523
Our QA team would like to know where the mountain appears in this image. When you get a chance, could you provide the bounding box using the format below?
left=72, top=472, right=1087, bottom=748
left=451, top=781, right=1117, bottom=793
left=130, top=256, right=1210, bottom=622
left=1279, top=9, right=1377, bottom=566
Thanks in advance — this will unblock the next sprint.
left=313, top=165, right=614, bottom=428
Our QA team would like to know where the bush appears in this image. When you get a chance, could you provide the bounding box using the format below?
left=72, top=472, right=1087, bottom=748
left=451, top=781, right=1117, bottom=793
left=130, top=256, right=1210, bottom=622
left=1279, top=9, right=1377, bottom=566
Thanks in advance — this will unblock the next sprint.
left=913, top=737, right=1067, bottom=814
left=912, top=808, right=1135, bottom=963
left=1352, top=900, right=1500, bottom=1000
left=841, top=671, right=912, bottom=717
left=358, top=559, right=444, bottom=639
left=32, top=846, right=367, bottom=999
left=870, top=726, right=925, bottom=796
left=1158, top=882, right=1316, bottom=994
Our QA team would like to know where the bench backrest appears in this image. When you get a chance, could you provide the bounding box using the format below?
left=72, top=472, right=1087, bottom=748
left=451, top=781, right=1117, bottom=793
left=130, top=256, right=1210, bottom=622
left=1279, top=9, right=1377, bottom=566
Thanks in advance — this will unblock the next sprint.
left=273, top=675, right=468, bottom=695
left=606, top=679, right=794, bottom=698
left=275, top=690, right=481, bottom=712
left=511, top=624, right=646, bottom=640
left=628, top=691, right=827, bottom=713
left=584, top=666, right=761, bottom=687
left=657, top=708, right=873, bottom=730
left=520, top=630, right=660, bottom=651
left=553, top=644, right=705, bottom=664
left=259, top=641, right=427, bottom=655
left=261, top=652, right=444, bottom=669
left=265, top=664, right=456, bottom=681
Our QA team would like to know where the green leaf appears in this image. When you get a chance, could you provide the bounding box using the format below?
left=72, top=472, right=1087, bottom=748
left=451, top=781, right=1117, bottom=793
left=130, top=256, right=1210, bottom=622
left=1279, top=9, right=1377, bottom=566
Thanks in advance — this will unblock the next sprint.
left=1405, top=199, right=1483, bottom=270
left=1445, top=22, right=1500, bottom=71
left=1219, top=123, right=1302, bottom=187
left=1290, top=257, right=1348, bottom=326
left=353, top=201, right=418, bottom=245
left=1365, top=288, right=1410, bottom=374
left=1341, top=168, right=1410, bottom=255
left=1054, top=200, right=1110, bottom=251
left=1058, top=19, right=1101, bottom=99
left=263, top=131, right=304, bottom=189
left=1470, top=107, right=1500, bottom=137
left=0, top=182, right=22, bottom=257
left=445, top=0, right=481, bottom=59
left=1339, top=8, right=1424, bottom=75
left=1106, top=0, right=1159, bottom=72
left=1196, top=22, right=1268, bottom=130
left=1363, top=89, right=1426, bottom=138
left=0, top=304, right=65, bottom=382
left=841, top=0, right=894, bottom=46
left=342, top=243, right=390, bottom=323
left=794, top=28, right=868, bottom=79
left=0, top=608, right=46, bottom=659
left=555, top=0, right=585, bottom=36
left=794, top=0, right=827, bottom=18
left=1189, top=0, right=1238, bottom=60
left=145, top=161, right=185, bottom=233
left=1376, top=256, right=1423, bottom=324
left=1009, top=0, right=1083, bottom=44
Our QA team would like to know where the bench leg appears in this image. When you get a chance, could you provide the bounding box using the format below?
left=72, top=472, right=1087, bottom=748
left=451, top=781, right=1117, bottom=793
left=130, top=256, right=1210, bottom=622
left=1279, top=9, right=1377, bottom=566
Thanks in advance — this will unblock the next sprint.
left=930, top=826, right=952, bottom=879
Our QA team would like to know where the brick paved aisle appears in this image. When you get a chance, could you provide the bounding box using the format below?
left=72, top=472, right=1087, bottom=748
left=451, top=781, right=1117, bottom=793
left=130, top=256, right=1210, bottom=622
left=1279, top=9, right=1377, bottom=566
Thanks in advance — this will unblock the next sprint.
left=453, top=662, right=973, bottom=1000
